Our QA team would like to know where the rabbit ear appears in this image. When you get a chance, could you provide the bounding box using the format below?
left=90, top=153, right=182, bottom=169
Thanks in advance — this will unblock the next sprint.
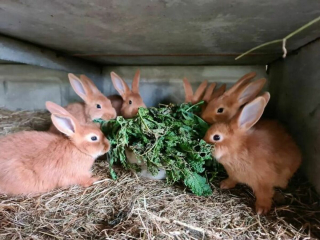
left=46, top=101, right=70, bottom=116
left=51, top=114, right=77, bottom=137
left=193, top=80, right=208, bottom=103
left=68, top=73, right=93, bottom=102
left=236, top=96, right=267, bottom=131
left=226, top=72, right=257, bottom=96
left=261, top=92, right=271, bottom=104
left=237, top=78, right=267, bottom=106
left=183, top=78, right=193, bottom=103
left=202, top=82, right=216, bottom=102
left=46, top=101, right=79, bottom=136
left=80, top=75, right=101, bottom=95
left=211, top=84, right=226, bottom=100
left=131, top=69, right=141, bottom=94
left=110, top=72, right=130, bottom=97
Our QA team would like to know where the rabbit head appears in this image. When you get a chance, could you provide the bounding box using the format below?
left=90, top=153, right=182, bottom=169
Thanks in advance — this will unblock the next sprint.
left=201, top=72, right=266, bottom=124
left=204, top=93, right=269, bottom=156
left=46, top=101, right=110, bottom=159
left=68, top=73, right=117, bottom=121
left=110, top=70, right=146, bottom=118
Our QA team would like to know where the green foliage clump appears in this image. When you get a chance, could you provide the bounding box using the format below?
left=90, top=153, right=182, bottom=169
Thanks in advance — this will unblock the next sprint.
left=97, top=102, right=218, bottom=196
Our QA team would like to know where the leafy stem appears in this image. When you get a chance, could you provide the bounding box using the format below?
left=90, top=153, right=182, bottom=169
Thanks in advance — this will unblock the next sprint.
left=138, top=110, right=151, bottom=132
left=185, top=101, right=204, bottom=112
left=100, top=102, right=217, bottom=196
left=140, top=138, right=159, bottom=156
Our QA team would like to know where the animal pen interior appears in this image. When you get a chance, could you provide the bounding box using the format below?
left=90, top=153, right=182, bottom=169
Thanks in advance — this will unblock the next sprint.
left=1, top=0, right=320, bottom=239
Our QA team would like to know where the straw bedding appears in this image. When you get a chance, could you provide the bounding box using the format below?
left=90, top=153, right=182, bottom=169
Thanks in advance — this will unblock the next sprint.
left=0, top=108, right=319, bottom=240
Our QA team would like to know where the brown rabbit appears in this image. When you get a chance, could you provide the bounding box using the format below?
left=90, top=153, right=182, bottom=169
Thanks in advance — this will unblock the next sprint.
left=183, top=78, right=209, bottom=104
left=49, top=74, right=117, bottom=133
left=211, top=83, right=226, bottom=99
left=201, top=72, right=266, bottom=124
left=183, top=78, right=217, bottom=112
left=209, top=72, right=252, bottom=101
left=0, top=102, right=110, bottom=195
left=201, top=83, right=226, bottom=113
left=204, top=93, right=301, bottom=214
left=80, top=74, right=123, bottom=117
left=110, top=69, right=146, bottom=119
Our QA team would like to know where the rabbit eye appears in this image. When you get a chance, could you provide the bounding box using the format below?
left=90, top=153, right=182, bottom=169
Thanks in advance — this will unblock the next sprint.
left=129, top=100, right=132, bottom=105
left=91, top=136, right=98, bottom=141
left=217, top=108, right=224, bottom=113
left=96, top=104, right=102, bottom=109
left=213, top=135, right=220, bottom=141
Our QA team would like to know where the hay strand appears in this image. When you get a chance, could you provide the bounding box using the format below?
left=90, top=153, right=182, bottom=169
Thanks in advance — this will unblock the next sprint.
left=235, top=16, right=320, bottom=60
left=0, top=108, right=319, bottom=239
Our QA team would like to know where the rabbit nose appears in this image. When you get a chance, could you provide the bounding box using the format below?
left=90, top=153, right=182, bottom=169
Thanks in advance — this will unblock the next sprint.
left=200, top=112, right=208, bottom=121
left=201, top=114, right=211, bottom=124
left=203, top=133, right=211, bottom=144
left=103, top=113, right=116, bottom=120
left=111, top=109, right=117, bottom=119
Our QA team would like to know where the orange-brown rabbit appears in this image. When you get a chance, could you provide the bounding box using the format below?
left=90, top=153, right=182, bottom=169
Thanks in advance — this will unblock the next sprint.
left=0, top=102, right=110, bottom=195
left=49, top=74, right=117, bottom=133
left=204, top=93, right=301, bottom=214
left=201, top=72, right=266, bottom=124
left=110, top=69, right=146, bottom=118
left=211, top=84, right=226, bottom=100
left=182, top=77, right=218, bottom=112
left=183, top=78, right=210, bottom=104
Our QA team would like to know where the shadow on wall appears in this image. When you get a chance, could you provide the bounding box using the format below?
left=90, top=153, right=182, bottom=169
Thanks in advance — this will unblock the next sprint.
left=268, top=40, right=320, bottom=194
left=102, top=66, right=268, bottom=107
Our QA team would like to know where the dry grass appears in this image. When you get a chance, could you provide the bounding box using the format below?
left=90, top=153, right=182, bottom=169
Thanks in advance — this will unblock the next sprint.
left=0, top=108, right=320, bottom=240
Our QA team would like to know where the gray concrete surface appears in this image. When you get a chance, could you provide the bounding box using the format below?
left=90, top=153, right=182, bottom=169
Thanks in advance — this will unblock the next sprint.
left=0, top=35, right=102, bottom=76
left=0, top=65, right=79, bottom=110
left=268, top=39, right=320, bottom=193
left=103, top=66, right=267, bottom=107
left=1, top=0, right=320, bottom=65
left=0, top=65, right=267, bottom=111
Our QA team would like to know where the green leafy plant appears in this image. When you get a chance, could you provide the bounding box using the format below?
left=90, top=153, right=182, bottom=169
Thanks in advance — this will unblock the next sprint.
left=97, top=102, right=218, bottom=196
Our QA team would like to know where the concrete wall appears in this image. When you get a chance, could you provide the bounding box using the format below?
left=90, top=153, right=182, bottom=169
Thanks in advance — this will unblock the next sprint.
left=0, top=65, right=267, bottom=111
left=0, top=65, right=78, bottom=110
left=103, top=66, right=267, bottom=107
left=268, top=40, right=320, bottom=193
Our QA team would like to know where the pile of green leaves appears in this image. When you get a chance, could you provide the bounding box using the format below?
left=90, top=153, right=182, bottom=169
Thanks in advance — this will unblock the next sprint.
left=98, top=102, right=217, bottom=196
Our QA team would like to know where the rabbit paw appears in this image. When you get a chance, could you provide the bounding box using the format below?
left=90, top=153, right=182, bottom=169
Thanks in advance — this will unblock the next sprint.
left=80, top=177, right=99, bottom=188
left=220, top=178, right=237, bottom=189
left=255, top=201, right=271, bottom=215
left=91, top=176, right=100, bottom=183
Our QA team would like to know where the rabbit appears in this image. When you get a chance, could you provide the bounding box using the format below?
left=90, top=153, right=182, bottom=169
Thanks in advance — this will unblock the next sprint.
left=183, top=78, right=218, bottom=112
left=125, top=148, right=166, bottom=180
left=211, top=83, right=226, bottom=99
left=0, top=101, right=110, bottom=195
left=201, top=72, right=266, bottom=124
left=183, top=78, right=210, bottom=104
left=108, top=94, right=123, bottom=117
left=110, top=69, right=146, bottom=119
left=204, top=93, right=301, bottom=214
left=201, top=83, right=226, bottom=113
left=110, top=70, right=163, bottom=179
left=49, top=73, right=117, bottom=134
